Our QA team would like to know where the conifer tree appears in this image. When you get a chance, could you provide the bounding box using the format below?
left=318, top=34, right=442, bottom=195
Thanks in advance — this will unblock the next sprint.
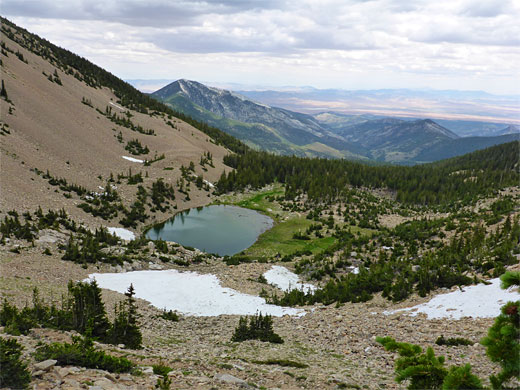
left=0, top=80, right=7, bottom=100
left=108, top=284, right=142, bottom=349
left=481, top=271, right=519, bottom=389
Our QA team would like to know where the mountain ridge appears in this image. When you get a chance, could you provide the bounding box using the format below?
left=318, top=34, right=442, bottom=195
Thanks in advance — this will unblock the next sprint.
left=152, top=79, right=515, bottom=163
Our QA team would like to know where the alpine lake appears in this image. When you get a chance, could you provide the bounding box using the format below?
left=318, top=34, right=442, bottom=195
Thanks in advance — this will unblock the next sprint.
left=146, top=205, right=274, bottom=256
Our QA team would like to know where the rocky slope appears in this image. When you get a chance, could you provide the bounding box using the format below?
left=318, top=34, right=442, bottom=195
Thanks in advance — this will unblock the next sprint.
left=0, top=21, right=230, bottom=233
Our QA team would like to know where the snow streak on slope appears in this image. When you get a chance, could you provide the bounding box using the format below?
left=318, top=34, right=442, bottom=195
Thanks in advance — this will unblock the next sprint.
left=263, top=266, right=316, bottom=293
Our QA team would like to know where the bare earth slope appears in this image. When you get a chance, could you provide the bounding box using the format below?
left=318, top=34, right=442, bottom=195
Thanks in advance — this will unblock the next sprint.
left=0, top=27, right=230, bottom=230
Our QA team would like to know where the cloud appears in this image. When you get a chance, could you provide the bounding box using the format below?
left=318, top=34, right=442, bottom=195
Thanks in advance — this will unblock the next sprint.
left=2, top=0, right=284, bottom=27
left=3, top=0, right=519, bottom=94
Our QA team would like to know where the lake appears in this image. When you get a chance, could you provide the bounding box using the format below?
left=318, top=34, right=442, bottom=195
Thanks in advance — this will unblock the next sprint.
left=146, top=205, right=273, bottom=256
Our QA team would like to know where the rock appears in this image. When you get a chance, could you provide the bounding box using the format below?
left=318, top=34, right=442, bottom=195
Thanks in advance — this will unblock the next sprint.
left=55, top=366, right=70, bottom=378
left=62, top=378, right=80, bottom=389
left=148, top=262, right=163, bottom=270
left=142, top=366, right=154, bottom=374
left=32, top=370, right=45, bottom=377
left=329, top=373, right=348, bottom=383
left=215, top=373, right=247, bottom=385
left=36, top=229, right=67, bottom=244
left=104, top=373, right=117, bottom=382
left=119, top=374, right=133, bottom=382
left=34, top=359, right=57, bottom=371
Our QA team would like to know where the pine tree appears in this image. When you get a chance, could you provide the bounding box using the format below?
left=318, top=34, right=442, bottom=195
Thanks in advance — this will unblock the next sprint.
left=68, top=280, right=110, bottom=339
left=0, top=80, right=7, bottom=100
left=108, top=284, right=142, bottom=349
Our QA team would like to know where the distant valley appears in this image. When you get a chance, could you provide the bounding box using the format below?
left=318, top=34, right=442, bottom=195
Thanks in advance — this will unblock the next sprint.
left=151, top=79, right=518, bottom=164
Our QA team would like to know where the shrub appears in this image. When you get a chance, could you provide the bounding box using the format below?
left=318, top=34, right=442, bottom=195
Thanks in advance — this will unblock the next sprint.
left=35, top=335, right=133, bottom=373
left=442, top=364, right=483, bottom=390
left=0, top=337, right=31, bottom=389
left=159, top=309, right=179, bottom=322
left=232, top=313, right=283, bottom=344
left=435, top=335, right=473, bottom=346
left=377, top=337, right=447, bottom=389
left=153, top=364, right=172, bottom=376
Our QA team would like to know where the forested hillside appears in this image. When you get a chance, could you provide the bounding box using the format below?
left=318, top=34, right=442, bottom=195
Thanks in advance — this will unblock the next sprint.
left=217, top=141, right=520, bottom=206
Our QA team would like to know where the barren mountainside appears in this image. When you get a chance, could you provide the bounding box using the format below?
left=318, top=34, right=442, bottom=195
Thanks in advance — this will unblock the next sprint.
left=0, top=24, right=231, bottom=230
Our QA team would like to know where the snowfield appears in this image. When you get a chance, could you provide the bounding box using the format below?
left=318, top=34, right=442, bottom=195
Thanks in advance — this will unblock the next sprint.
left=87, top=269, right=306, bottom=317
left=122, top=156, right=144, bottom=163
left=107, top=227, right=135, bottom=241
left=385, top=278, right=520, bottom=319
left=263, top=266, right=316, bottom=293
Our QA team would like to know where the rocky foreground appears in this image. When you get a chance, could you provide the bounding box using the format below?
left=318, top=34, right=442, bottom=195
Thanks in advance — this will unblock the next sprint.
left=2, top=233, right=515, bottom=390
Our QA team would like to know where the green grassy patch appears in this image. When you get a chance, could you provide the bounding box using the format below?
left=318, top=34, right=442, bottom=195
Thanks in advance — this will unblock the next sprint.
left=244, top=216, right=336, bottom=259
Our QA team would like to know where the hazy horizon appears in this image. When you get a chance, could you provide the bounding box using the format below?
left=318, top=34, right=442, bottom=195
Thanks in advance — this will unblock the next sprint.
left=3, top=0, right=519, bottom=95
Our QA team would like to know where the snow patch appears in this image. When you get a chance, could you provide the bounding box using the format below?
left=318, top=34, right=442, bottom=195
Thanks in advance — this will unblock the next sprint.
left=384, top=278, right=520, bottom=319
left=122, top=156, right=144, bottom=163
left=109, top=102, right=125, bottom=111
left=87, top=269, right=306, bottom=317
left=107, top=227, right=135, bottom=241
left=263, top=266, right=316, bottom=293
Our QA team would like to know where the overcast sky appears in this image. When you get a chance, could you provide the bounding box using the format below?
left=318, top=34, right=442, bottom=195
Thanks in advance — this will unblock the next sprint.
left=3, top=0, right=519, bottom=94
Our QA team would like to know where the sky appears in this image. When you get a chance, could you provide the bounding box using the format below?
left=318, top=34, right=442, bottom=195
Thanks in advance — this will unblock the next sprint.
left=3, top=0, right=520, bottom=94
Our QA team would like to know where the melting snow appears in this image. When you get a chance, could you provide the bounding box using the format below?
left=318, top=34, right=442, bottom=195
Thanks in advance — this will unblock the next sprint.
left=109, top=102, right=125, bottom=111
left=122, top=156, right=144, bottom=163
left=87, top=269, right=306, bottom=317
left=263, top=266, right=316, bottom=293
left=107, top=227, right=135, bottom=241
left=384, top=278, right=520, bottom=319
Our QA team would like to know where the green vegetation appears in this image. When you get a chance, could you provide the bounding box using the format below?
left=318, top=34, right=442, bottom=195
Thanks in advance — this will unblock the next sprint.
left=435, top=335, right=473, bottom=347
left=0, top=337, right=31, bottom=389
left=252, top=359, right=308, bottom=369
left=159, top=309, right=180, bottom=322
left=125, top=138, right=150, bottom=155
left=153, top=364, right=173, bottom=389
left=1, top=280, right=142, bottom=349
left=232, top=313, right=283, bottom=344
left=0, top=79, right=7, bottom=100
left=246, top=216, right=336, bottom=259
left=217, top=142, right=519, bottom=206
left=481, top=271, right=519, bottom=389
left=273, top=210, right=519, bottom=305
left=108, top=284, right=142, bottom=349
left=377, top=337, right=481, bottom=389
left=35, top=335, right=134, bottom=373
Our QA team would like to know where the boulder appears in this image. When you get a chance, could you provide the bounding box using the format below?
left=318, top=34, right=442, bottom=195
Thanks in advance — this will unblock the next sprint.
left=34, top=359, right=57, bottom=371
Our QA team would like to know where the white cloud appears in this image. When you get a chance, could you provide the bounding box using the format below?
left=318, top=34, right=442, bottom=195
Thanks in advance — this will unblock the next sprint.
left=3, top=0, right=520, bottom=94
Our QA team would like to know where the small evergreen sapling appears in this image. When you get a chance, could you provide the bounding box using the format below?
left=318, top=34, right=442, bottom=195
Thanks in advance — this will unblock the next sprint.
left=108, top=284, right=142, bottom=349
left=0, top=80, right=7, bottom=100
left=0, top=337, right=31, bottom=389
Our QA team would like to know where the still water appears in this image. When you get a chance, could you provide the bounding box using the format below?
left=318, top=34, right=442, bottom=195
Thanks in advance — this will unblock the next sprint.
left=146, top=205, right=273, bottom=256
